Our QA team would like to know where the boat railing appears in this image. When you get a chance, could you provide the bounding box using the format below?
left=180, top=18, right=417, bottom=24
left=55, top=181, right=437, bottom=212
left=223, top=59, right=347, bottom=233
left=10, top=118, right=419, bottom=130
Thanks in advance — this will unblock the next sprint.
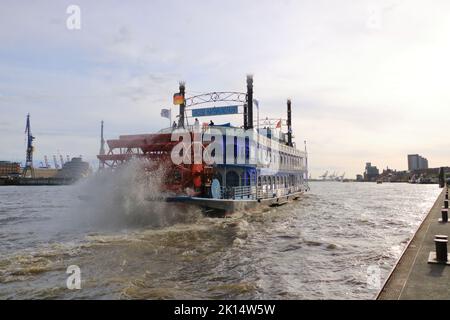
left=159, top=124, right=236, bottom=134
left=221, top=185, right=257, bottom=200
left=256, top=188, right=285, bottom=199
left=219, top=183, right=307, bottom=200
left=256, top=184, right=306, bottom=200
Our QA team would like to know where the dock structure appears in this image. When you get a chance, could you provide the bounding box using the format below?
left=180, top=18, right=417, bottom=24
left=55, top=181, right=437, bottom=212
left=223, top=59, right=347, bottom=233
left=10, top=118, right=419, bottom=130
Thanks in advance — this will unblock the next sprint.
left=378, top=187, right=450, bottom=299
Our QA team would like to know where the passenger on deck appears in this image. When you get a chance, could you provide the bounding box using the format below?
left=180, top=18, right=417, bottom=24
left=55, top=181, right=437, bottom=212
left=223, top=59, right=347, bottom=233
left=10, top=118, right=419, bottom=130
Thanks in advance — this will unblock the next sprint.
left=209, top=120, right=214, bottom=126
left=172, top=121, right=177, bottom=129
left=194, top=118, right=200, bottom=129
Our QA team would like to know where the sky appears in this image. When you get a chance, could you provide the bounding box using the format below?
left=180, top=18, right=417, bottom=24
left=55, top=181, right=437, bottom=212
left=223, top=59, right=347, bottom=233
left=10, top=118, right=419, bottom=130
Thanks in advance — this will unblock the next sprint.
left=0, top=0, right=450, bottom=178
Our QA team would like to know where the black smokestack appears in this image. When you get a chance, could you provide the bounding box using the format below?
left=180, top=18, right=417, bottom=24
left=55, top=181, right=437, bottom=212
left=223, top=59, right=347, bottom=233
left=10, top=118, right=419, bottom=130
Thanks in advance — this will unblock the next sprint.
left=246, top=75, right=253, bottom=129
left=287, top=99, right=292, bottom=147
left=178, top=82, right=186, bottom=128
left=243, top=103, right=248, bottom=129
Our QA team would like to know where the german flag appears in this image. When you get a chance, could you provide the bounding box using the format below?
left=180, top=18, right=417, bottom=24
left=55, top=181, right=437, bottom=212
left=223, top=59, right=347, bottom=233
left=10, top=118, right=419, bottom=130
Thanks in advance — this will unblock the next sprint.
left=173, top=93, right=184, bottom=105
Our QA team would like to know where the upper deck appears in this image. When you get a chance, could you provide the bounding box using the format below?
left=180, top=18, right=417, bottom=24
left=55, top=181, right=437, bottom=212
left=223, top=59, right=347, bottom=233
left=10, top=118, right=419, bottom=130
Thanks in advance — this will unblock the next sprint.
left=98, top=75, right=307, bottom=175
left=158, top=124, right=307, bottom=172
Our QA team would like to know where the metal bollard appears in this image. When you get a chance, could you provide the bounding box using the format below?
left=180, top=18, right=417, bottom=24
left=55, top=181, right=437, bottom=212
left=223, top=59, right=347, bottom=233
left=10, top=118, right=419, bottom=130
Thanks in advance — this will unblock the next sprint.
left=435, top=237, right=448, bottom=262
left=442, top=209, right=449, bottom=223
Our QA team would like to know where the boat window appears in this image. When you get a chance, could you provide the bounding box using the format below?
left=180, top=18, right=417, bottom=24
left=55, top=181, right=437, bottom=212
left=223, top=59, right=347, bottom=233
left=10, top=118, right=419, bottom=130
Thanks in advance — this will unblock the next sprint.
left=244, top=171, right=251, bottom=186
left=226, top=171, right=240, bottom=188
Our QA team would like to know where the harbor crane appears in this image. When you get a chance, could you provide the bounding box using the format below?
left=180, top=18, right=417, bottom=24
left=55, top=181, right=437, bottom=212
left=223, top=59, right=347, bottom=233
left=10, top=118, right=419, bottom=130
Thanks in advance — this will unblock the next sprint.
left=53, top=155, right=59, bottom=169
left=44, top=155, right=50, bottom=168
left=22, top=114, right=35, bottom=178
left=59, top=155, right=65, bottom=168
left=319, top=171, right=328, bottom=180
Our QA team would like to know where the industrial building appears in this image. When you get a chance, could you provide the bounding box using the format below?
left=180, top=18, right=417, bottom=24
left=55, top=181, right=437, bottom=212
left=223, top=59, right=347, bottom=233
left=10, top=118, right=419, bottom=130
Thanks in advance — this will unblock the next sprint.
left=408, top=154, right=428, bottom=171
left=0, top=161, right=21, bottom=177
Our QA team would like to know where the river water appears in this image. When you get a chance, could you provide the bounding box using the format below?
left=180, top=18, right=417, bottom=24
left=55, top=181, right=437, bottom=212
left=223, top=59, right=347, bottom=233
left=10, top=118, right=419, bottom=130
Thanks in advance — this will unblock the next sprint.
left=0, top=177, right=440, bottom=299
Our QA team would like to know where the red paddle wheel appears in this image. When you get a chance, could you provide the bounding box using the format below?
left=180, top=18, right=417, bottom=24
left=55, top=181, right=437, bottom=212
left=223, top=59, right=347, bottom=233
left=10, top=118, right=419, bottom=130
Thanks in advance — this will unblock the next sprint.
left=97, top=132, right=211, bottom=196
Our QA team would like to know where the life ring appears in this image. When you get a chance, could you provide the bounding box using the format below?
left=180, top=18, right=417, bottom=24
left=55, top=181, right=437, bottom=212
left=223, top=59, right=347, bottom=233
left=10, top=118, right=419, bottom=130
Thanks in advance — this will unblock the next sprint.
left=211, top=179, right=221, bottom=199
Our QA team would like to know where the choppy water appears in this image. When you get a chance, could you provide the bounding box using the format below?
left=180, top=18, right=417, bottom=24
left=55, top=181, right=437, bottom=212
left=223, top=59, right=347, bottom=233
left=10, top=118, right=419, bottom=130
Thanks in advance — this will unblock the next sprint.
left=0, top=178, right=440, bottom=299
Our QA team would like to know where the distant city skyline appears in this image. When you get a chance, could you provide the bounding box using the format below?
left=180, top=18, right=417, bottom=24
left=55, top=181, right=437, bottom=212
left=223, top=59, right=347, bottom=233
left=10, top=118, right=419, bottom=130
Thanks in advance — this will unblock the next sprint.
left=1, top=1, right=450, bottom=178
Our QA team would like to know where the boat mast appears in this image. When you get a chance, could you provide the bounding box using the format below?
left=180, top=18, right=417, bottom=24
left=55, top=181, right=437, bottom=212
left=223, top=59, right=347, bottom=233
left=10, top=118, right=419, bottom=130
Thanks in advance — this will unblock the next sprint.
left=99, top=120, right=105, bottom=169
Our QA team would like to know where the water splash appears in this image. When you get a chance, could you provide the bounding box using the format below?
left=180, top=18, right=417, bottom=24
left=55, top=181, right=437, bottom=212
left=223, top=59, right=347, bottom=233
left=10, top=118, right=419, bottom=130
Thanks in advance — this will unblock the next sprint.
left=72, top=159, right=201, bottom=229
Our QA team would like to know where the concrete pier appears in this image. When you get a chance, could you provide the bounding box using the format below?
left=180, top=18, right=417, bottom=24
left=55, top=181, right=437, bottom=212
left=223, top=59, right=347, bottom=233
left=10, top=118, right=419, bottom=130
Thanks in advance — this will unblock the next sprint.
left=378, top=187, right=450, bottom=299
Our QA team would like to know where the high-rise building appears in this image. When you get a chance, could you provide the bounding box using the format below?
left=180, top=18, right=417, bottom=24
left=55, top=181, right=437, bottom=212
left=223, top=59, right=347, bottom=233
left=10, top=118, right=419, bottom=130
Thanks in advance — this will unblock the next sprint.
left=364, top=162, right=379, bottom=181
left=408, top=154, right=428, bottom=171
left=419, top=157, right=428, bottom=170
